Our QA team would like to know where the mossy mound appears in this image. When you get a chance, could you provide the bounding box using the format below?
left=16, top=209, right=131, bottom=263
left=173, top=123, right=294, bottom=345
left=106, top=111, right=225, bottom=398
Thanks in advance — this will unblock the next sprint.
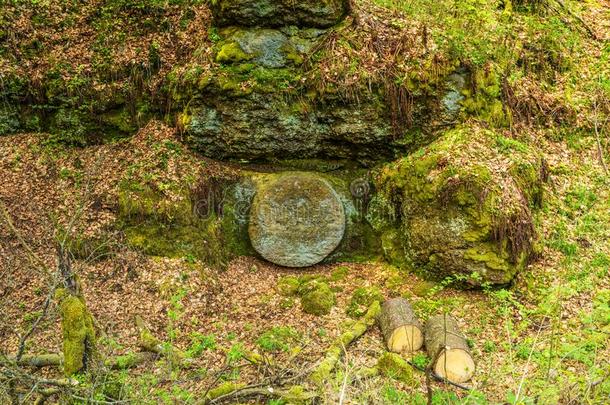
left=372, top=126, right=545, bottom=285
left=377, top=352, right=416, bottom=385
left=115, top=126, right=253, bottom=267
left=211, top=0, right=349, bottom=28
left=119, top=181, right=254, bottom=267
left=346, top=286, right=384, bottom=317
left=277, top=276, right=302, bottom=296
left=300, top=280, right=336, bottom=315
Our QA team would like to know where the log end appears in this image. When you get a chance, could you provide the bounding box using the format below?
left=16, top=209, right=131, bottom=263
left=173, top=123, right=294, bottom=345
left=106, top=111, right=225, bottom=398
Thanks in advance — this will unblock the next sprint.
left=433, top=348, right=475, bottom=383
left=388, top=325, right=424, bottom=353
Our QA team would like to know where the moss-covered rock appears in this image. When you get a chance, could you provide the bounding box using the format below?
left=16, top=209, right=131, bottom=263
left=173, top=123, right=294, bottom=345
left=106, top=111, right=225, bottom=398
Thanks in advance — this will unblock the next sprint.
left=214, top=27, right=318, bottom=68
left=55, top=289, right=96, bottom=375
left=115, top=135, right=252, bottom=267
left=346, top=286, right=384, bottom=317
left=300, top=281, right=335, bottom=315
left=178, top=26, right=465, bottom=164
left=372, top=126, right=544, bottom=285
left=186, top=90, right=402, bottom=162
left=377, top=352, right=416, bottom=385
left=211, top=0, right=349, bottom=28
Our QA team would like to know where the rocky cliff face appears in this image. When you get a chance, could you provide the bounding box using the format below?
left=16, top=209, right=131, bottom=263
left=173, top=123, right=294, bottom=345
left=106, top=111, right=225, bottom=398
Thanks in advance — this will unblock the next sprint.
left=1, top=0, right=544, bottom=286
left=176, top=0, right=464, bottom=163
left=211, top=0, right=350, bottom=28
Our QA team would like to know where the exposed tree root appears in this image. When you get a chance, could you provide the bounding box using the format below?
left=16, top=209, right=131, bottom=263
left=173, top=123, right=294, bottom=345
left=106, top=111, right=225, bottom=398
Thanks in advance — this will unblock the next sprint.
left=203, top=301, right=382, bottom=404
left=310, top=300, right=381, bottom=385
left=136, top=316, right=191, bottom=367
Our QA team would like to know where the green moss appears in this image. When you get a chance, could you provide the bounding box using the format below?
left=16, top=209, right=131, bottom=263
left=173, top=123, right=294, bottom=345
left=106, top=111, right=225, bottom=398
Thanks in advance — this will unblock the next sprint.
left=118, top=172, right=242, bottom=268
left=380, top=229, right=410, bottom=269
left=333, top=218, right=383, bottom=263
left=113, top=352, right=139, bottom=369
left=377, top=352, right=416, bottom=385
left=124, top=222, right=196, bottom=258
left=256, top=326, right=300, bottom=352
left=215, top=42, right=252, bottom=64
left=284, top=385, right=313, bottom=402
left=206, top=382, right=246, bottom=400
left=118, top=183, right=193, bottom=224
left=279, top=42, right=304, bottom=65
left=279, top=296, right=296, bottom=309
left=55, top=289, right=96, bottom=375
left=300, top=281, right=336, bottom=316
left=330, top=266, right=349, bottom=281
left=220, top=199, right=255, bottom=257
left=297, top=278, right=326, bottom=295
left=277, top=276, right=301, bottom=296
left=463, top=245, right=510, bottom=271
left=121, top=213, right=230, bottom=268
left=374, top=126, right=542, bottom=285
left=346, top=286, right=384, bottom=317
left=461, top=68, right=511, bottom=127
left=411, top=279, right=438, bottom=297
left=100, top=108, right=137, bottom=134
left=250, top=67, right=301, bottom=92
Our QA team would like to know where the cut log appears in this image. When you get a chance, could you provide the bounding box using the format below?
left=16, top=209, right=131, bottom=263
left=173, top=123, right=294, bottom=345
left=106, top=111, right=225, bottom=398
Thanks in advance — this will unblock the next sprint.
left=17, top=354, right=62, bottom=368
left=378, top=297, right=423, bottom=353
left=425, top=314, right=475, bottom=383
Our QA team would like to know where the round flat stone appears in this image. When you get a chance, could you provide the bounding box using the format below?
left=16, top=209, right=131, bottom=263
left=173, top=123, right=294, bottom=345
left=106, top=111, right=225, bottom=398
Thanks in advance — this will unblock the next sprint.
left=248, top=173, right=345, bottom=267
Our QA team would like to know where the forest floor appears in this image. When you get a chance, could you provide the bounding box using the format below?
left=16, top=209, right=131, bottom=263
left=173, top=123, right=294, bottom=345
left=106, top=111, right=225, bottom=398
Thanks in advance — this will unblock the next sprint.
left=1, top=122, right=608, bottom=404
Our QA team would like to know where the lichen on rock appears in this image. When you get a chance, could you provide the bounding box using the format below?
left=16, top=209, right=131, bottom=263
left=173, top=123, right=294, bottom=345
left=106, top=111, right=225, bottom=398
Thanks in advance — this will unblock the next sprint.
left=214, top=27, right=318, bottom=68
left=371, top=125, right=544, bottom=285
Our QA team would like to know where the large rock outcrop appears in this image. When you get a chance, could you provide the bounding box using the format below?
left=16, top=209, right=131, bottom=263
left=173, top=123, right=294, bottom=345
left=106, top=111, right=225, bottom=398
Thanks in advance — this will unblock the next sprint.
left=369, top=126, right=545, bottom=285
left=211, top=0, right=349, bottom=28
left=174, top=0, right=466, bottom=163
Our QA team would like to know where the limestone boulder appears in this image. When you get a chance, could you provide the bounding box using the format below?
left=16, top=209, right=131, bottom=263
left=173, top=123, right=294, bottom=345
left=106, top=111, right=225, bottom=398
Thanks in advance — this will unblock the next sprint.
left=371, top=126, right=545, bottom=285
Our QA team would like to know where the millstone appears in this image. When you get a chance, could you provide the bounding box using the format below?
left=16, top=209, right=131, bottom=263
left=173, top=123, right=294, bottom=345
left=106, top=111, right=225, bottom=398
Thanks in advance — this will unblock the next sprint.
left=248, top=173, right=345, bottom=267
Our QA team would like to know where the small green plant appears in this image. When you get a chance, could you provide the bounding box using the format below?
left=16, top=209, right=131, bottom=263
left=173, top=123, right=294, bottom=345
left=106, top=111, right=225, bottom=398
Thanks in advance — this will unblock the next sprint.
left=483, top=340, right=497, bottom=353
left=330, top=265, right=349, bottom=281
left=226, top=342, right=245, bottom=364
left=346, top=286, right=383, bottom=317
left=411, top=352, right=429, bottom=369
left=381, top=385, right=410, bottom=404
left=186, top=333, right=216, bottom=357
left=167, top=288, right=188, bottom=341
